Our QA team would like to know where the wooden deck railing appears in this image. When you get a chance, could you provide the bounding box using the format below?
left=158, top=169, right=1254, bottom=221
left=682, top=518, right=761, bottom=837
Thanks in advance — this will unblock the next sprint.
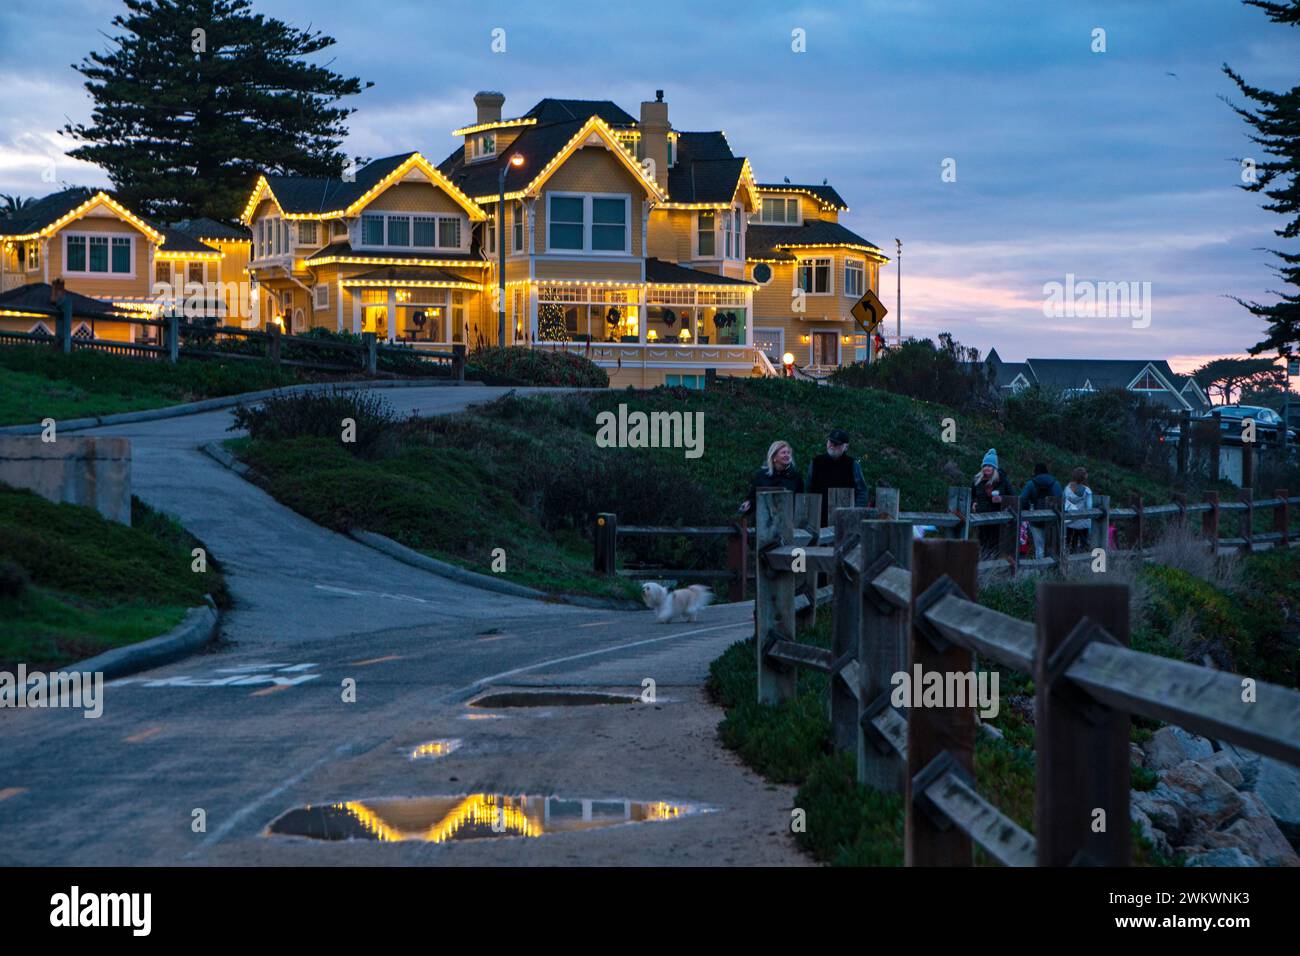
left=752, top=488, right=1300, bottom=866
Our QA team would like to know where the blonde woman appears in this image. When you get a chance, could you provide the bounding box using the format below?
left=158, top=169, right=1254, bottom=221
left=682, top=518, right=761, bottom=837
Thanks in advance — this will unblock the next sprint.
left=739, top=440, right=804, bottom=515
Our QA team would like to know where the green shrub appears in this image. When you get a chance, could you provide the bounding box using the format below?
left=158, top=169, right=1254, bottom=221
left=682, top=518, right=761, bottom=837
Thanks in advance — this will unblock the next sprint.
left=468, top=346, right=608, bottom=388
left=830, top=333, right=995, bottom=413
left=231, top=388, right=402, bottom=458
left=0, top=558, right=28, bottom=598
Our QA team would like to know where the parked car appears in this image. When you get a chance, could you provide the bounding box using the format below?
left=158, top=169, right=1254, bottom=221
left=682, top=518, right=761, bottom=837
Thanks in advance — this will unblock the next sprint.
left=1195, top=405, right=1295, bottom=443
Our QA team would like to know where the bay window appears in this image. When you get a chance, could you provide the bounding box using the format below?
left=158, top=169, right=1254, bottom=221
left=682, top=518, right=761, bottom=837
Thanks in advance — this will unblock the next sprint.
left=845, top=259, right=865, bottom=297
left=797, top=257, right=832, bottom=295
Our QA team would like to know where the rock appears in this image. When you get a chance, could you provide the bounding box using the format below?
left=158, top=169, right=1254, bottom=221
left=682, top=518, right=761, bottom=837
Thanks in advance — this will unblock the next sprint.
left=1131, top=806, right=1171, bottom=859
left=1220, top=793, right=1300, bottom=867
left=1254, top=756, right=1300, bottom=849
left=1130, top=742, right=1146, bottom=768
left=1143, top=726, right=1214, bottom=772
left=1197, top=751, right=1245, bottom=789
left=1218, top=742, right=1263, bottom=789
left=1162, top=760, right=1245, bottom=831
left=1185, top=847, right=1259, bottom=867
left=1132, top=789, right=1185, bottom=839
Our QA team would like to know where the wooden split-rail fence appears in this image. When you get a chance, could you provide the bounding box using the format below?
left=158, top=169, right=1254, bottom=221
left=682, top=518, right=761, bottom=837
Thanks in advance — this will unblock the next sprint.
left=0, top=300, right=465, bottom=380
left=751, top=487, right=1300, bottom=867
left=594, top=483, right=1298, bottom=596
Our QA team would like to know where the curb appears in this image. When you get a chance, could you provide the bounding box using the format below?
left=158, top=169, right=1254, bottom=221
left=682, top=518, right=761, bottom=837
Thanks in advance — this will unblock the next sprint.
left=346, top=529, right=640, bottom=611
left=0, top=377, right=471, bottom=436
left=71, top=599, right=221, bottom=680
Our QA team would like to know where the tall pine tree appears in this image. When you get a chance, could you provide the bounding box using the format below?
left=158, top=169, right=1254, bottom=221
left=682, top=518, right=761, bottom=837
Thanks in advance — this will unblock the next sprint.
left=63, top=0, right=369, bottom=221
left=1224, top=0, right=1300, bottom=357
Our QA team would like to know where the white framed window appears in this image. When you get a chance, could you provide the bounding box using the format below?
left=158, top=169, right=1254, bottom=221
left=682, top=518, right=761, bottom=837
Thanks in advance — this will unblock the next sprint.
left=25, top=240, right=40, bottom=272
left=546, top=192, right=630, bottom=255
left=314, top=284, right=329, bottom=310
left=723, top=207, right=743, bottom=260
left=360, top=212, right=463, bottom=251
left=187, top=261, right=206, bottom=286
left=154, top=260, right=172, bottom=285
left=64, top=234, right=133, bottom=276
left=797, top=257, right=832, bottom=295
left=845, top=259, right=865, bottom=298
left=753, top=327, right=785, bottom=364
left=298, top=221, right=318, bottom=245
left=696, top=210, right=716, bottom=258
left=754, top=197, right=800, bottom=224
left=512, top=201, right=524, bottom=253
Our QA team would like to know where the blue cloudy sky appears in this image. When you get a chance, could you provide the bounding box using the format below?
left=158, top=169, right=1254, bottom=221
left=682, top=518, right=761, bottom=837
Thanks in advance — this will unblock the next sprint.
left=2, top=0, right=1297, bottom=370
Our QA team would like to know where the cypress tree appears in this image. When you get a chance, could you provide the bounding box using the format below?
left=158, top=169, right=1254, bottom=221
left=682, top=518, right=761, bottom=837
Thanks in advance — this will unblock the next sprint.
left=63, top=0, right=370, bottom=221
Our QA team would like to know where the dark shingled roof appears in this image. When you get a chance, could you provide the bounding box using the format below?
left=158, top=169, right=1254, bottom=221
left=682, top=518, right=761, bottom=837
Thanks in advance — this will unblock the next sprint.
left=439, top=119, right=591, bottom=198
left=0, top=282, right=131, bottom=319
left=346, top=266, right=477, bottom=285
left=756, top=182, right=849, bottom=210
left=158, top=227, right=217, bottom=255
left=746, top=220, right=883, bottom=258
left=0, top=187, right=99, bottom=236
left=305, top=241, right=485, bottom=265
left=262, top=153, right=418, bottom=215
left=675, top=131, right=734, bottom=161
left=645, top=258, right=755, bottom=287
left=523, top=98, right=636, bottom=126
left=667, top=158, right=748, bottom=204
left=171, top=217, right=249, bottom=241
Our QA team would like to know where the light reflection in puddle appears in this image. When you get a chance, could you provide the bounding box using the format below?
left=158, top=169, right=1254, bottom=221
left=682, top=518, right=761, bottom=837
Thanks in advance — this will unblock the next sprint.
left=459, top=712, right=506, bottom=720
left=410, top=739, right=461, bottom=760
left=265, top=794, right=715, bottom=843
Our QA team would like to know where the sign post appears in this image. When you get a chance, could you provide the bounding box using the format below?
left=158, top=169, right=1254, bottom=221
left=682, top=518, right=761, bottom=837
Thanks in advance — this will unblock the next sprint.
left=850, top=289, right=889, bottom=361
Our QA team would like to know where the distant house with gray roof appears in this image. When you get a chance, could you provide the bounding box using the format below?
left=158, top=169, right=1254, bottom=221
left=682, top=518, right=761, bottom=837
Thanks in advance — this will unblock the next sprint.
left=985, top=349, right=1211, bottom=411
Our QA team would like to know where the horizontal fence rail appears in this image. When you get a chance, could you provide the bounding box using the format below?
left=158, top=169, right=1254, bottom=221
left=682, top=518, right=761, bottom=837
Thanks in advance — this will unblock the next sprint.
left=744, top=488, right=1300, bottom=867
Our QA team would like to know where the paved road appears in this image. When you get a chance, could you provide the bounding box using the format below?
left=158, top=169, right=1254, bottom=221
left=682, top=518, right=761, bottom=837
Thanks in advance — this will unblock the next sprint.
left=0, top=387, right=801, bottom=865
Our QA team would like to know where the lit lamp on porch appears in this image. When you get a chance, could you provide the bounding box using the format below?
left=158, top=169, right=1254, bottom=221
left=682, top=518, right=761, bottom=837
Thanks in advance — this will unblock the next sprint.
left=782, top=351, right=795, bottom=378
left=498, top=153, right=525, bottom=349
left=800, top=334, right=810, bottom=345
left=678, top=327, right=691, bottom=342
left=647, top=329, right=659, bottom=342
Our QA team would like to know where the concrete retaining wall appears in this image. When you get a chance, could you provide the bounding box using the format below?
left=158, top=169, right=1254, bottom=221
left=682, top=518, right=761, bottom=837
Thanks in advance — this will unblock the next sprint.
left=0, top=436, right=132, bottom=524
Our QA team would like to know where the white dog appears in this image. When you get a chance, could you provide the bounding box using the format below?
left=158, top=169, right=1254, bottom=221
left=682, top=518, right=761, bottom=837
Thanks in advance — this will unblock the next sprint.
left=641, top=582, right=714, bottom=623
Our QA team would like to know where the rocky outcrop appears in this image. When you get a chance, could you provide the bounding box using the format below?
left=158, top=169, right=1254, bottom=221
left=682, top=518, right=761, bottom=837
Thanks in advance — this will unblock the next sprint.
left=1134, top=728, right=1300, bottom=867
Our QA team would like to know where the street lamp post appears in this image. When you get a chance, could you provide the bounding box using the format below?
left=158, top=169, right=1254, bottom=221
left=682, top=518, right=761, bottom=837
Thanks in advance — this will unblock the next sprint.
left=498, top=154, right=525, bottom=348
left=895, top=237, right=901, bottom=346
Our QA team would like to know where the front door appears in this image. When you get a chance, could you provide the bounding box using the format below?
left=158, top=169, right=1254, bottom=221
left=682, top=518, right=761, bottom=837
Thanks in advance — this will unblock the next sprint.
left=812, top=331, right=839, bottom=367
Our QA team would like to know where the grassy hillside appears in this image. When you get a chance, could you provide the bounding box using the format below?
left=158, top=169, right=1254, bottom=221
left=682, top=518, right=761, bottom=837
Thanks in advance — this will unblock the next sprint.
left=0, top=487, right=227, bottom=667
left=230, top=378, right=1207, bottom=599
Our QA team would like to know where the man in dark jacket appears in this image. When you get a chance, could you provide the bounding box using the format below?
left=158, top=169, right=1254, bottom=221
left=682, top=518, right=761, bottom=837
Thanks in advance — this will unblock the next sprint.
left=1019, top=462, right=1063, bottom=559
left=805, top=428, right=868, bottom=524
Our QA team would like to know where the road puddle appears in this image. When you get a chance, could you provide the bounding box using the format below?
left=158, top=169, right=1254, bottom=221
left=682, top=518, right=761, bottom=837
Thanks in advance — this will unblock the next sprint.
left=409, top=739, right=460, bottom=760
left=470, top=691, right=639, bottom=708
left=265, top=794, right=713, bottom=843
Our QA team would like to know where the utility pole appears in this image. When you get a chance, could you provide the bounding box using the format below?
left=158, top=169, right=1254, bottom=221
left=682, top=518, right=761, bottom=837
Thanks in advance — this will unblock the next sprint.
left=895, top=238, right=901, bottom=346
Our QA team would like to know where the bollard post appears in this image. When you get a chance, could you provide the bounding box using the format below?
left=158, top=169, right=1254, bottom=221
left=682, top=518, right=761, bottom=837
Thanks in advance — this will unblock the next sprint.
left=1276, top=489, right=1290, bottom=548
left=268, top=322, right=282, bottom=364
left=593, top=512, right=616, bottom=575
left=167, top=312, right=179, bottom=364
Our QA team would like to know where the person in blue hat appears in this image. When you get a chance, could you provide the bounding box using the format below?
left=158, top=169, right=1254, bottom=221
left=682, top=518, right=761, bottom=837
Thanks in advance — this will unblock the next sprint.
left=971, top=448, right=1012, bottom=558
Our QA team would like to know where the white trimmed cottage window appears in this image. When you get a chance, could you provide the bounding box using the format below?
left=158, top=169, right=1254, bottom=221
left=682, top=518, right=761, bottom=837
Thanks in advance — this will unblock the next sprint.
left=187, top=262, right=205, bottom=285
left=797, top=257, right=832, bottom=295
left=1132, top=369, right=1163, bottom=391
left=65, top=234, right=132, bottom=275
left=298, top=221, right=318, bottom=245
left=723, top=208, right=742, bottom=259
left=755, top=197, right=799, bottom=224
left=361, top=212, right=463, bottom=251
left=314, top=284, right=329, bottom=310
left=696, top=210, right=716, bottom=257
left=845, top=259, right=865, bottom=298
left=547, top=193, right=630, bottom=255
left=512, top=201, right=525, bottom=253
left=25, top=240, right=40, bottom=272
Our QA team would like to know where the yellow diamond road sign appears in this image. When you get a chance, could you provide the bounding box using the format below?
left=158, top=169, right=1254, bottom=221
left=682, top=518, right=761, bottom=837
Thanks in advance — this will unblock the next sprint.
left=851, top=289, right=888, bottom=335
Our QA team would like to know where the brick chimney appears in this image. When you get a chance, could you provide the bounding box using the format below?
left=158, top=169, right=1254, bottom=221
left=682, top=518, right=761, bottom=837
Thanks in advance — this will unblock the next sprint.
left=639, top=90, right=669, bottom=191
left=474, top=91, right=505, bottom=125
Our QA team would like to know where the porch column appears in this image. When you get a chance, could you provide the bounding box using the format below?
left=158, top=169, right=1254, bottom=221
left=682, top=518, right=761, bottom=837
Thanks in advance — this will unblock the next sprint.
left=336, top=285, right=344, bottom=332
left=638, top=286, right=648, bottom=344
left=386, top=288, right=396, bottom=343
left=352, top=293, right=361, bottom=335
left=528, top=283, right=538, bottom=344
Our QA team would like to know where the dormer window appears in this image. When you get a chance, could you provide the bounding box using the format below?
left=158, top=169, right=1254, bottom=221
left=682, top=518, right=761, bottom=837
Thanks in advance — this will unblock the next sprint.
left=468, top=132, right=497, bottom=163
left=359, top=212, right=465, bottom=251
left=754, top=197, right=800, bottom=224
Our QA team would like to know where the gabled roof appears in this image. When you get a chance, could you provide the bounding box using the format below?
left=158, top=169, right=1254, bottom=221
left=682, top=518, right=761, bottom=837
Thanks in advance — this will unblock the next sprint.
left=645, top=258, right=755, bottom=287
left=157, top=226, right=220, bottom=256
left=0, top=188, right=164, bottom=243
left=241, top=153, right=486, bottom=223
left=440, top=115, right=665, bottom=204
left=746, top=220, right=886, bottom=260
left=756, top=183, right=849, bottom=211
left=0, top=282, right=133, bottom=319
left=523, top=98, right=636, bottom=126
left=675, top=131, right=735, bottom=161
left=170, top=217, right=249, bottom=242
left=1020, top=358, right=1191, bottom=409
left=666, top=158, right=750, bottom=204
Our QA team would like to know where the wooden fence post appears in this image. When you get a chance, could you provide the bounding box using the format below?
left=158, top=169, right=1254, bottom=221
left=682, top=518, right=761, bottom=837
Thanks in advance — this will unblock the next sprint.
left=268, top=323, right=282, bottom=365
left=1034, top=581, right=1131, bottom=866
left=1240, top=488, right=1254, bottom=553
left=875, top=486, right=900, bottom=519
left=906, top=539, right=979, bottom=867
left=1049, top=495, right=1066, bottom=569
left=1276, top=489, right=1290, bottom=548
left=829, top=507, right=867, bottom=756
left=58, top=298, right=73, bottom=354
left=166, top=312, right=179, bottom=364
left=1203, top=490, right=1220, bottom=556
left=452, top=343, right=466, bottom=382
left=947, top=485, right=972, bottom=540
left=827, top=487, right=855, bottom=524
left=858, top=518, right=912, bottom=793
left=593, top=512, right=616, bottom=574
left=1173, top=492, right=1187, bottom=531
left=1131, top=495, right=1144, bottom=554
left=363, top=331, right=378, bottom=375
left=794, top=493, right=821, bottom=629
left=1242, top=440, right=1255, bottom=491
left=1210, top=410, right=1222, bottom=481
left=755, top=490, right=796, bottom=705
left=1093, top=494, right=1111, bottom=556
left=726, top=517, right=749, bottom=602
left=1005, top=497, right=1021, bottom=576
